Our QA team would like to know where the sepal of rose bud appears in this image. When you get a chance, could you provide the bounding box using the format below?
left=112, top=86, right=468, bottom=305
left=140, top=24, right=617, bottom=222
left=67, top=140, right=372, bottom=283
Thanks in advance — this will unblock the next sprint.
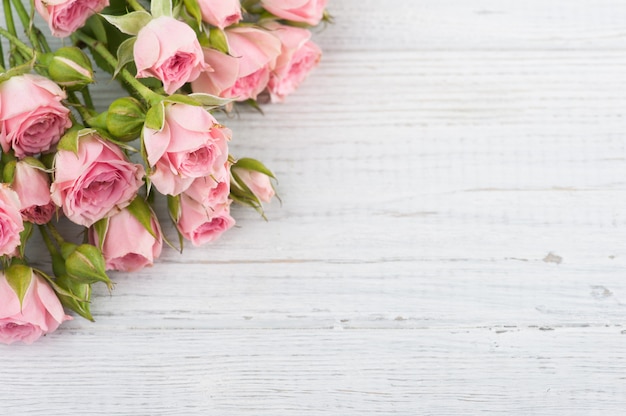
left=106, top=97, right=146, bottom=142
left=46, top=47, right=94, bottom=90
left=4, top=263, right=34, bottom=308
left=62, top=243, right=113, bottom=289
left=231, top=157, right=277, bottom=204
left=54, top=274, right=93, bottom=322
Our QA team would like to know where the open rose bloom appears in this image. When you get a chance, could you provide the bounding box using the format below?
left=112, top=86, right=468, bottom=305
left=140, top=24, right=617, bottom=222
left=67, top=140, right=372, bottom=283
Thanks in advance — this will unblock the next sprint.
left=0, top=271, right=70, bottom=345
left=134, top=16, right=208, bottom=94
left=35, top=0, right=110, bottom=37
left=89, top=208, right=163, bottom=272
left=11, top=160, right=56, bottom=224
left=192, top=27, right=281, bottom=101
left=198, top=0, right=242, bottom=29
left=261, top=0, right=328, bottom=25
left=51, top=132, right=144, bottom=227
left=143, top=103, right=230, bottom=195
left=0, top=74, right=71, bottom=158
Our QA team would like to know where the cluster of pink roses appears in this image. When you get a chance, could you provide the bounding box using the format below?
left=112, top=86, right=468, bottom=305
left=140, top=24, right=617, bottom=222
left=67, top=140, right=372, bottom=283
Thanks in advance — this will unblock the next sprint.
left=0, top=0, right=328, bottom=345
left=130, top=0, right=325, bottom=102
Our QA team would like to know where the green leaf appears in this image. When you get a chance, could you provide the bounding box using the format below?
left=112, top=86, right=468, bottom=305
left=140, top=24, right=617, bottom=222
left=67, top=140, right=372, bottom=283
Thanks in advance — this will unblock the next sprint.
left=2, top=160, right=16, bottom=183
left=232, top=157, right=276, bottom=179
left=34, top=269, right=86, bottom=303
left=18, top=222, right=33, bottom=258
left=20, top=156, right=49, bottom=171
left=183, top=0, right=203, bottom=29
left=114, top=37, right=137, bottom=77
left=92, top=218, right=109, bottom=250
left=57, top=127, right=97, bottom=154
left=167, top=194, right=181, bottom=222
left=144, top=101, right=165, bottom=131
left=0, top=57, right=35, bottom=83
left=188, top=93, right=233, bottom=108
left=85, top=14, right=108, bottom=43
left=164, top=94, right=202, bottom=106
left=151, top=0, right=173, bottom=18
left=208, top=27, right=229, bottom=54
left=101, top=11, right=153, bottom=35
left=55, top=274, right=94, bottom=322
left=65, top=244, right=113, bottom=289
left=127, top=197, right=158, bottom=239
left=5, top=264, right=33, bottom=308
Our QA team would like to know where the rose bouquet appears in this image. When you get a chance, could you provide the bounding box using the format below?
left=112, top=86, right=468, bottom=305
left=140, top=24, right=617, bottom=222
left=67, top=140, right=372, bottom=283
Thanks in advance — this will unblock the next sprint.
left=0, top=0, right=329, bottom=344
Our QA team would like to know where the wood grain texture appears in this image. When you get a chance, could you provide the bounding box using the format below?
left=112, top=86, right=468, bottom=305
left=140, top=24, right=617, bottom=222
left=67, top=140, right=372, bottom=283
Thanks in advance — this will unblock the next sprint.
left=2, top=1, right=626, bottom=415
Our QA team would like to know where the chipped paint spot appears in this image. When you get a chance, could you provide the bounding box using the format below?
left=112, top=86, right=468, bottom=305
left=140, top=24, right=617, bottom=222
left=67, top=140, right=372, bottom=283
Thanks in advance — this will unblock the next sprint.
left=543, top=252, right=562, bottom=264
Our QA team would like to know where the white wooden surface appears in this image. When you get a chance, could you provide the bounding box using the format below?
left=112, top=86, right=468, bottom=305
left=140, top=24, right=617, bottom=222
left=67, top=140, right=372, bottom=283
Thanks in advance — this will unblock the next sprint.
left=2, top=1, right=626, bottom=414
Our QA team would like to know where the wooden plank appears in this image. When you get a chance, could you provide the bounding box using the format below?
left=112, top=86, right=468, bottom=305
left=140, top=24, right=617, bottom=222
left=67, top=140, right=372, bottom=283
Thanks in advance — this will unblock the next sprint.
left=1, top=328, right=624, bottom=415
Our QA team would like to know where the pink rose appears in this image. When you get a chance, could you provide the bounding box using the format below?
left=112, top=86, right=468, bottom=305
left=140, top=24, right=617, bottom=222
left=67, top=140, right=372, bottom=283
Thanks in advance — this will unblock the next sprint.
left=0, top=185, right=24, bottom=257
left=11, top=160, right=55, bottom=225
left=0, top=74, right=71, bottom=158
left=51, top=132, right=145, bottom=227
left=176, top=195, right=235, bottom=246
left=232, top=167, right=275, bottom=203
left=192, top=27, right=281, bottom=101
left=265, top=23, right=321, bottom=102
left=89, top=207, right=163, bottom=272
left=198, top=0, right=242, bottom=29
left=260, top=0, right=327, bottom=25
left=184, top=164, right=230, bottom=207
left=0, top=270, right=70, bottom=345
left=143, top=103, right=230, bottom=196
left=134, top=16, right=208, bottom=95
left=35, top=0, right=110, bottom=37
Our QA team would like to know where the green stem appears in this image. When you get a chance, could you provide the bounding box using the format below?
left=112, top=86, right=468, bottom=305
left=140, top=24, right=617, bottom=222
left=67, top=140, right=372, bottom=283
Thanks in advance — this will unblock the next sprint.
left=29, top=0, right=51, bottom=53
left=38, top=225, right=59, bottom=256
left=10, top=0, right=41, bottom=52
left=73, top=31, right=163, bottom=106
left=126, top=0, right=146, bottom=12
left=3, top=0, right=18, bottom=65
left=67, top=91, right=93, bottom=123
left=80, top=87, right=95, bottom=111
left=3, top=0, right=16, bottom=37
left=0, top=27, right=35, bottom=59
left=0, top=41, right=5, bottom=71
left=46, top=222, right=65, bottom=246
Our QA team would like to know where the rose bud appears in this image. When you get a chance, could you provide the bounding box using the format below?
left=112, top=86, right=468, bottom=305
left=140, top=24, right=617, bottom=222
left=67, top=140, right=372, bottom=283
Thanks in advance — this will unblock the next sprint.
left=143, top=103, right=230, bottom=196
left=51, top=130, right=145, bottom=227
left=0, top=266, right=71, bottom=345
left=106, top=97, right=146, bottom=142
left=89, top=207, right=163, bottom=272
left=176, top=195, right=235, bottom=246
left=47, top=46, right=94, bottom=90
left=264, top=23, right=321, bottom=102
left=0, top=184, right=24, bottom=256
left=197, top=0, right=242, bottom=29
left=184, top=164, right=231, bottom=207
left=231, top=158, right=276, bottom=203
left=8, top=159, right=55, bottom=225
left=35, top=0, right=110, bottom=38
left=260, top=0, right=328, bottom=26
left=191, top=26, right=281, bottom=101
left=0, top=74, right=72, bottom=158
left=134, top=16, right=208, bottom=95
